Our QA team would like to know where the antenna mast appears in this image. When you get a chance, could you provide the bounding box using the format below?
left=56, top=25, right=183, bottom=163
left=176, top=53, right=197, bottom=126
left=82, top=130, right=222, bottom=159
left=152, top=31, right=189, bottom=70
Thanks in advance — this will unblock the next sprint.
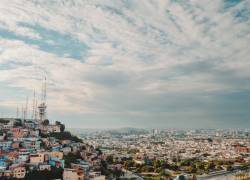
left=44, top=76, right=47, bottom=103
left=31, top=90, right=36, bottom=120
left=21, top=105, right=24, bottom=121
left=24, top=97, right=28, bottom=120
left=16, top=106, right=19, bottom=119
left=34, top=99, right=38, bottom=121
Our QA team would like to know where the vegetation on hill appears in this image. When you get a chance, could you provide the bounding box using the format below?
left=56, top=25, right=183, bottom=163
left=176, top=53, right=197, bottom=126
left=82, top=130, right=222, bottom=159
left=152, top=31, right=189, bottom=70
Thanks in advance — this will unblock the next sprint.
left=55, top=121, right=65, bottom=132
left=24, top=167, right=63, bottom=180
left=64, top=152, right=78, bottom=168
left=0, top=119, right=10, bottom=124
left=43, top=131, right=83, bottom=143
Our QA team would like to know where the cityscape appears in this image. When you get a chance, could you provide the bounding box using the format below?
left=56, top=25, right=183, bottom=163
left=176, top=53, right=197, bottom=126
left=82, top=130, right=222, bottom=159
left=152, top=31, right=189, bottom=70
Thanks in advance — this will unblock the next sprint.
left=0, top=0, right=250, bottom=180
left=0, top=113, right=249, bottom=179
left=0, top=79, right=248, bottom=179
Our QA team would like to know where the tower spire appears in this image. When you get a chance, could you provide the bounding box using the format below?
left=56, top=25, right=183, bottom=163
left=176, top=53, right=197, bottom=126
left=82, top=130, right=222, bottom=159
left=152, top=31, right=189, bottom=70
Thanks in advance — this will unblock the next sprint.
left=44, top=76, right=47, bottom=103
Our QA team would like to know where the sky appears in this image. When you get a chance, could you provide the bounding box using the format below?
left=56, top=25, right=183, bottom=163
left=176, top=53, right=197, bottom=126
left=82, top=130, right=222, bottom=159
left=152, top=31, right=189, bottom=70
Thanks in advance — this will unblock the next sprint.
left=0, top=0, right=249, bottom=129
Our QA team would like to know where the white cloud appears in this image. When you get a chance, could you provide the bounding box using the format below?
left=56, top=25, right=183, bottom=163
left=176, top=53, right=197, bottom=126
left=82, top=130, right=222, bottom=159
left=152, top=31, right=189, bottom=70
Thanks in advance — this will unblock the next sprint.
left=0, top=0, right=249, bottom=128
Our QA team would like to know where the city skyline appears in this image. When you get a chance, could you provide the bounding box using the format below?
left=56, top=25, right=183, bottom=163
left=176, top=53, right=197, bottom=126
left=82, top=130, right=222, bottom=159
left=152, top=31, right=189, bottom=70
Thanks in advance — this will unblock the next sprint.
left=0, top=0, right=250, bottom=129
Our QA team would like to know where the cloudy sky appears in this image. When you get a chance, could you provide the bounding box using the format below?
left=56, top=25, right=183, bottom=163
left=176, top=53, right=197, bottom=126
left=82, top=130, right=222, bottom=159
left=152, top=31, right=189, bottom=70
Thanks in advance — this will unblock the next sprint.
left=0, top=0, right=249, bottom=129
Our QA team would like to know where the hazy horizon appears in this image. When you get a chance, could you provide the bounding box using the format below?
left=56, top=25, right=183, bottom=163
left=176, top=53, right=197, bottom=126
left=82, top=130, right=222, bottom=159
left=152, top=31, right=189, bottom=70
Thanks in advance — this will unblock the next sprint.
left=0, top=0, right=249, bottom=129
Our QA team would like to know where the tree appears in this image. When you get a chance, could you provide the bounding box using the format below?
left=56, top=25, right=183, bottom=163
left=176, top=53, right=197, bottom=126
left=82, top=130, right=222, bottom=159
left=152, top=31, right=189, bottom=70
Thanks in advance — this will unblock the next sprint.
left=207, top=138, right=213, bottom=143
left=191, top=166, right=197, bottom=173
left=112, top=167, right=124, bottom=179
left=226, top=165, right=233, bottom=171
left=55, top=121, right=65, bottom=132
left=153, top=160, right=161, bottom=169
left=51, top=166, right=63, bottom=179
left=14, top=119, right=22, bottom=127
left=25, top=169, right=51, bottom=180
left=49, top=131, right=82, bottom=143
left=100, top=160, right=111, bottom=176
left=96, top=148, right=103, bottom=155
left=42, top=119, right=49, bottom=126
left=60, top=123, right=65, bottom=132
left=106, top=155, right=114, bottom=164
left=205, top=162, right=216, bottom=172
left=197, top=163, right=205, bottom=171
left=124, top=160, right=135, bottom=169
left=0, top=119, right=9, bottom=124
left=64, top=152, right=77, bottom=168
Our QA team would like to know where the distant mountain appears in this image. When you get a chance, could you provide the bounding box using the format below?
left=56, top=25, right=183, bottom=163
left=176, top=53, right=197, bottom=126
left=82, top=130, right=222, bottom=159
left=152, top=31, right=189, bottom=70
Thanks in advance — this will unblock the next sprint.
left=68, top=127, right=148, bottom=136
left=107, top=127, right=148, bottom=134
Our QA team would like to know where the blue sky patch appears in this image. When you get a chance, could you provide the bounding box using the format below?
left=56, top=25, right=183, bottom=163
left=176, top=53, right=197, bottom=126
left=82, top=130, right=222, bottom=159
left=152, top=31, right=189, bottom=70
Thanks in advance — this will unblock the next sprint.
left=0, top=23, right=89, bottom=61
left=234, top=7, right=250, bottom=21
left=224, top=0, right=241, bottom=9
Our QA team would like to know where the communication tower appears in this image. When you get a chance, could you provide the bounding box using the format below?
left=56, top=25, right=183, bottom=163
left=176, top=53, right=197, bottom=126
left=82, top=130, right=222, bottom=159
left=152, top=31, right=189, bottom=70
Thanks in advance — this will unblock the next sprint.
left=38, top=77, right=47, bottom=124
